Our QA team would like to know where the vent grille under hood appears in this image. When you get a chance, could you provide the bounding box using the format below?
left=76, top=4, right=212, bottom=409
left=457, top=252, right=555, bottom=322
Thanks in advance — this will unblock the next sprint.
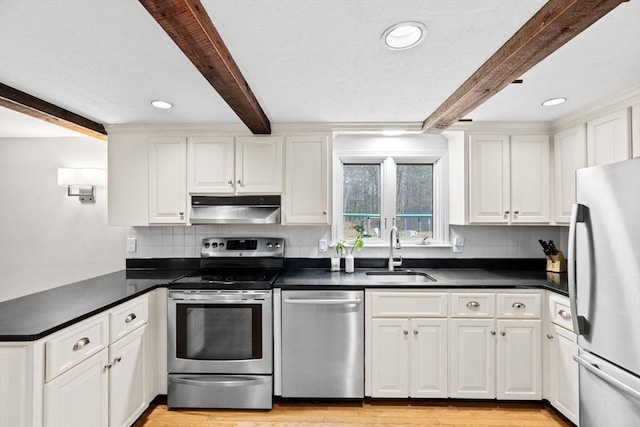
left=189, top=195, right=281, bottom=224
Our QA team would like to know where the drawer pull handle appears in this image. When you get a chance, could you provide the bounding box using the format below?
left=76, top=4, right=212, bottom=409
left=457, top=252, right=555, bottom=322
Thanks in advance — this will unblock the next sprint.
left=125, top=313, right=137, bottom=323
left=512, top=302, right=526, bottom=309
left=558, top=310, right=572, bottom=320
left=73, top=337, right=90, bottom=351
left=466, top=301, right=480, bottom=309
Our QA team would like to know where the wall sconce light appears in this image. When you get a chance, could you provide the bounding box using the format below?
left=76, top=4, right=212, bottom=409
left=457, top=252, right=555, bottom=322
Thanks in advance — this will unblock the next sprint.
left=57, top=168, right=106, bottom=203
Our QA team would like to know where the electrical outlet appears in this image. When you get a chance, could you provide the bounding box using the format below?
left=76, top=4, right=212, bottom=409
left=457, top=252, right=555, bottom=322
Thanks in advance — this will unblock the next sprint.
left=127, top=237, right=137, bottom=253
left=318, top=239, right=328, bottom=252
left=452, top=236, right=464, bottom=253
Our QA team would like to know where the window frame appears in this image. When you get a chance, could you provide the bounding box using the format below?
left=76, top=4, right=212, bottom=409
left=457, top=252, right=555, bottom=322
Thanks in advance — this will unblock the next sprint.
left=333, top=149, right=449, bottom=247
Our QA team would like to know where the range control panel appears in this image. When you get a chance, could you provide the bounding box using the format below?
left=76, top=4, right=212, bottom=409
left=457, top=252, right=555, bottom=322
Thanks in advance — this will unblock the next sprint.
left=200, top=237, right=285, bottom=258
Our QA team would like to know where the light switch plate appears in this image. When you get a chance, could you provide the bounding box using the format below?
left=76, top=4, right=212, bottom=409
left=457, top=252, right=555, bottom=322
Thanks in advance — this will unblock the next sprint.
left=127, top=237, right=137, bottom=253
left=318, top=239, right=328, bottom=252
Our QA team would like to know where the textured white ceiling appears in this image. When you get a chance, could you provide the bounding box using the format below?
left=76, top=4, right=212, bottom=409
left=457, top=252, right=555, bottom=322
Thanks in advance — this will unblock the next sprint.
left=0, top=0, right=638, bottom=137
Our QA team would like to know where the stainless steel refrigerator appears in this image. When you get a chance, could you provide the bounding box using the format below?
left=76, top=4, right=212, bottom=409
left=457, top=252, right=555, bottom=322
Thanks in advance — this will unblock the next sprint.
left=569, top=157, right=640, bottom=427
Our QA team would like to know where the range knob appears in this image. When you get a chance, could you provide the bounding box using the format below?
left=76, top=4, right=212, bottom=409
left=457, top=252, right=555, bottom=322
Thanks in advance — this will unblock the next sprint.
left=267, top=242, right=274, bottom=249
left=275, top=243, right=281, bottom=249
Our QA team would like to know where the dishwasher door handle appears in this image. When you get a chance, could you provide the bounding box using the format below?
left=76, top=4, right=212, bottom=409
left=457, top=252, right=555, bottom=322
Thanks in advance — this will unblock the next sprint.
left=284, top=298, right=361, bottom=305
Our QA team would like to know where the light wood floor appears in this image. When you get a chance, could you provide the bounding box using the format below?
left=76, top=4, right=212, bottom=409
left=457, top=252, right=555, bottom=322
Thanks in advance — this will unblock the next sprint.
left=133, top=400, right=572, bottom=427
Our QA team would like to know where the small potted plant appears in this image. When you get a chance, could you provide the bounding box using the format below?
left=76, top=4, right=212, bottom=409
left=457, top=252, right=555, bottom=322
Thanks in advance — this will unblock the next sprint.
left=344, top=224, right=365, bottom=273
left=331, top=241, right=346, bottom=271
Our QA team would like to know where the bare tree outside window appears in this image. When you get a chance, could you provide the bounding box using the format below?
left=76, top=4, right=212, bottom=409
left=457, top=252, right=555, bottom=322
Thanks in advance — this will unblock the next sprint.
left=343, top=164, right=381, bottom=239
left=396, top=164, right=433, bottom=240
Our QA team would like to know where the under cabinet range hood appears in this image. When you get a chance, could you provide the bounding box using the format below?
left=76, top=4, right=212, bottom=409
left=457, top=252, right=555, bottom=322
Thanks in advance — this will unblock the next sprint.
left=189, top=195, right=281, bottom=224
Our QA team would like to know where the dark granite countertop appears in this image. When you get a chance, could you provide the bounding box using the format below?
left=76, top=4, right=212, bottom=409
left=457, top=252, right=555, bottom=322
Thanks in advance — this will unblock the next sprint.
left=276, top=268, right=568, bottom=295
left=0, top=259, right=567, bottom=342
left=0, top=269, right=189, bottom=342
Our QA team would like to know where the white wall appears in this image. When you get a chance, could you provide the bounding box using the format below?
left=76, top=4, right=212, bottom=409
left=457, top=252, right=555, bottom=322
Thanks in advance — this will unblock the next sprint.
left=0, top=137, right=126, bottom=302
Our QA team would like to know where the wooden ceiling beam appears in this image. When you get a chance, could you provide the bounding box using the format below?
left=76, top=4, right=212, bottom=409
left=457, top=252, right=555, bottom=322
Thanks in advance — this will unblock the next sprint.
left=0, top=83, right=107, bottom=141
left=422, top=0, right=628, bottom=133
left=139, top=0, right=271, bottom=134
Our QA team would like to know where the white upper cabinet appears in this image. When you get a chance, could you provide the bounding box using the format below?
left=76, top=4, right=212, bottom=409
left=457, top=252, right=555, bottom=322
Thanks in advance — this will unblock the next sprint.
left=468, top=134, right=550, bottom=224
left=631, top=103, right=640, bottom=158
left=187, top=137, right=235, bottom=194
left=148, top=137, right=187, bottom=224
left=283, top=134, right=331, bottom=225
left=510, top=135, right=550, bottom=223
left=468, top=134, right=510, bottom=223
left=235, top=137, right=283, bottom=194
left=187, top=136, right=283, bottom=195
left=587, top=108, right=631, bottom=166
left=553, top=125, right=587, bottom=223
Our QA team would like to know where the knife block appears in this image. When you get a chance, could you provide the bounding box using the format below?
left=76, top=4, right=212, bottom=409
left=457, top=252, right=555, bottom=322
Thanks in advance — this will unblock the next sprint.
left=546, top=251, right=567, bottom=273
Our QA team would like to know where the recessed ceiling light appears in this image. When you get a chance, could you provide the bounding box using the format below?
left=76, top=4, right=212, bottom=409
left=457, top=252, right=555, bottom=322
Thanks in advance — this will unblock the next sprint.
left=541, top=97, right=567, bottom=107
left=382, top=22, right=427, bottom=50
left=151, top=100, right=173, bottom=109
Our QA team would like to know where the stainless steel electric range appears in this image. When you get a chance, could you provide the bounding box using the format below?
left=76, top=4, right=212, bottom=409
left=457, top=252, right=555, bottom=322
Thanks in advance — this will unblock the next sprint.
left=167, top=237, right=284, bottom=409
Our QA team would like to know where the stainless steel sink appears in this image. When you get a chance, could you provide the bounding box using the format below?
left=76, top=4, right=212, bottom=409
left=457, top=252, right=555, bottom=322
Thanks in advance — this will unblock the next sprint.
left=365, top=271, right=437, bottom=283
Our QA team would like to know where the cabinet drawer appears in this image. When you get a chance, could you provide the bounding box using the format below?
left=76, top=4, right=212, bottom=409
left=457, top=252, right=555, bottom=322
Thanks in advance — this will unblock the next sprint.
left=45, top=314, right=109, bottom=382
left=548, top=294, right=574, bottom=331
left=450, top=293, right=495, bottom=317
left=370, top=292, right=448, bottom=317
left=497, top=293, right=541, bottom=319
left=110, top=294, right=149, bottom=343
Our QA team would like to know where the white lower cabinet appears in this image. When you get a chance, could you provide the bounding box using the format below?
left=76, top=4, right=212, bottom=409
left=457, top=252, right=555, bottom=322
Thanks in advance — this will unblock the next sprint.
left=108, top=326, right=147, bottom=427
left=367, top=291, right=449, bottom=398
left=44, top=348, right=109, bottom=427
left=496, top=319, right=541, bottom=400
left=544, top=293, right=579, bottom=425
left=449, top=318, right=496, bottom=399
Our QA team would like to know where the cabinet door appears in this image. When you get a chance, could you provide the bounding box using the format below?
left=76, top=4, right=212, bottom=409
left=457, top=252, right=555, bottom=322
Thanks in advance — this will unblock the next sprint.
left=553, top=126, right=587, bottom=223
left=468, top=134, right=510, bottom=223
left=496, top=319, right=541, bottom=400
left=148, top=137, right=186, bottom=224
left=548, top=323, right=579, bottom=424
left=235, top=137, right=283, bottom=193
left=109, top=326, right=146, bottom=427
left=370, top=318, right=410, bottom=398
left=587, top=108, right=631, bottom=166
left=410, top=318, right=448, bottom=398
left=449, top=319, right=495, bottom=399
left=283, top=135, right=330, bottom=224
left=44, top=348, right=109, bottom=427
left=187, top=137, right=235, bottom=194
left=510, top=135, right=550, bottom=223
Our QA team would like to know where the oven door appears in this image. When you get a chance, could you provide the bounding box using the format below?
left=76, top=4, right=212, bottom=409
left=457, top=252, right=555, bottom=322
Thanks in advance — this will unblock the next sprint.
left=168, top=290, right=272, bottom=374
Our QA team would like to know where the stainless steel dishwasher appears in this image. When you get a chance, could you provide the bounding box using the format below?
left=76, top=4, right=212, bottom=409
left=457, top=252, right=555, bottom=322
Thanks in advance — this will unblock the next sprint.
left=281, top=290, right=364, bottom=398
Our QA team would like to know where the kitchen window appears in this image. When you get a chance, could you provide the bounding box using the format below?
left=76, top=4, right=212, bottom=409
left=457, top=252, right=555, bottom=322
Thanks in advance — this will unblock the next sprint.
left=333, top=141, right=448, bottom=246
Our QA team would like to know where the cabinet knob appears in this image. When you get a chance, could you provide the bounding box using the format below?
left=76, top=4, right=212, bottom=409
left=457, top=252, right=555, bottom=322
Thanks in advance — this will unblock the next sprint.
left=403, top=330, right=409, bottom=336
left=322, top=210, right=327, bottom=215
left=413, top=330, right=419, bottom=335
left=514, top=210, right=520, bottom=215
left=227, top=180, right=233, bottom=185
left=113, top=356, right=122, bottom=365
left=103, top=363, right=112, bottom=372
left=546, top=334, right=554, bottom=340
left=500, top=331, right=506, bottom=336
left=490, top=330, right=496, bottom=336
left=558, top=310, right=572, bottom=320
left=466, top=301, right=480, bottom=309
left=512, top=302, right=526, bottom=310
left=504, top=211, right=509, bottom=219
left=237, top=180, right=242, bottom=185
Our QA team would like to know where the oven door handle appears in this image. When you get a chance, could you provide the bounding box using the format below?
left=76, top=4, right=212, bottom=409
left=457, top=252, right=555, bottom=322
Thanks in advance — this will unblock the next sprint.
left=170, top=295, right=264, bottom=303
left=171, top=375, right=271, bottom=387
left=284, top=298, right=361, bottom=305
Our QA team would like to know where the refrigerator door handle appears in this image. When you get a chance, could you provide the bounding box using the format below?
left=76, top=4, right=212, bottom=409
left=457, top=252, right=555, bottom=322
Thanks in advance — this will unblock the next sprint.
left=568, top=203, right=587, bottom=335
left=574, top=354, right=640, bottom=402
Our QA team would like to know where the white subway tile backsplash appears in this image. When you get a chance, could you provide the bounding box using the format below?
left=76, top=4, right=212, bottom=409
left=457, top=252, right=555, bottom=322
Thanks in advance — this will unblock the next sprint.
left=126, top=224, right=564, bottom=260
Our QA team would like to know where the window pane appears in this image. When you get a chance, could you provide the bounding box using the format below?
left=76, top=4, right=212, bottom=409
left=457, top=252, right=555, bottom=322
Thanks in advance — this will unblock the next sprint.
left=396, top=164, right=433, bottom=240
left=343, top=164, right=381, bottom=239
